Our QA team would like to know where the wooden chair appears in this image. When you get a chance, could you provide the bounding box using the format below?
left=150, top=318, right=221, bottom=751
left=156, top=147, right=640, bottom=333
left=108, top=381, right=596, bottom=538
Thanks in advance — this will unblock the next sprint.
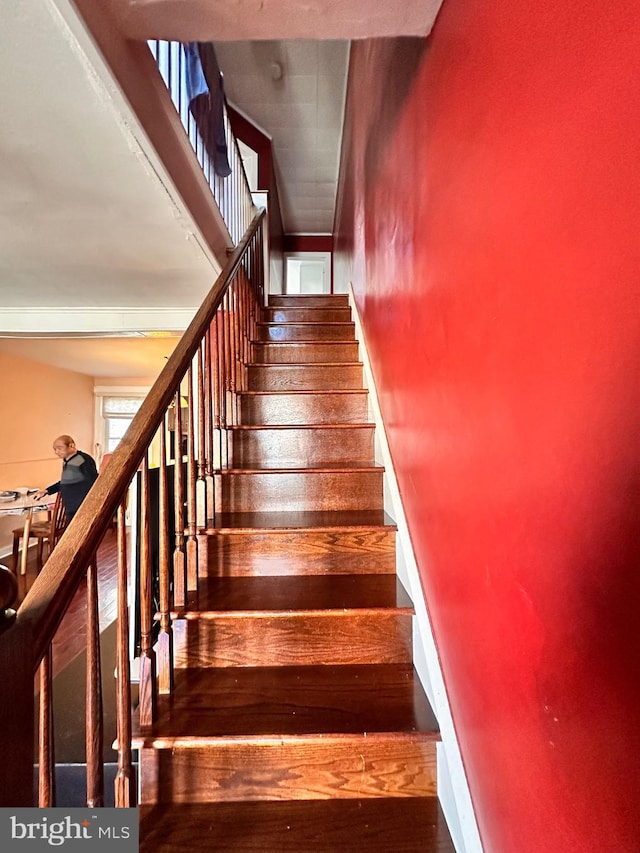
left=10, top=494, right=67, bottom=574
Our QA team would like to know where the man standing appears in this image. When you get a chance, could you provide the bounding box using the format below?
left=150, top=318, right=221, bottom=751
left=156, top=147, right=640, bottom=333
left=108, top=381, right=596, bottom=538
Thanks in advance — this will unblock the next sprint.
left=34, top=435, right=98, bottom=520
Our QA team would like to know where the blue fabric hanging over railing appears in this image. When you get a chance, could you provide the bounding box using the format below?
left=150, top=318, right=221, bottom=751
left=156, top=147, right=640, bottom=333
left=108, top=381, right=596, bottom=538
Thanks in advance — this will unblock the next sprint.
left=183, top=42, right=232, bottom=178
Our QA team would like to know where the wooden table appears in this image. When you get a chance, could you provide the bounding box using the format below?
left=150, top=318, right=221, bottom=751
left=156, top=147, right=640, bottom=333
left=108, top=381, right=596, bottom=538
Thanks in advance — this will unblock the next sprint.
left=0, top=493, right=54, bottom=576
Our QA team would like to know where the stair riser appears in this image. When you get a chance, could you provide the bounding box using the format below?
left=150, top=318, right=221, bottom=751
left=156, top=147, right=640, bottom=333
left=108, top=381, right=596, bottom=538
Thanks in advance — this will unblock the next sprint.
left=139, top=739, right=436, bottom=804
left=219, top=471, right=383, bottom=513
left=240, top=393, right=368, bottom=425
left=268, top=295, right=350, bottom=308
left=206, top=530, right=397, bottom=576
left=262, top=307, right=352, bottom=323
left=247, top=363, right=363, bottom=391
left=256, top=324, right=356, bottom=342
left=231, top=427, right=375, bottom=467
left=174, top=612, right=412, bottom=668
left=252, top=342, right=359, bottom=364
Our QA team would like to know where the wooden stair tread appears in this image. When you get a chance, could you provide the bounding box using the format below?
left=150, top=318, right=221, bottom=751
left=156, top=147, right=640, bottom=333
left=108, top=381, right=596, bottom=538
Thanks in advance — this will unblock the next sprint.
left=205, top=509, right=397, bottom=533
left=268, top=295, right=350, bottom=305
left=132, top=663, right=438, bottom=743
left=239, top=388, right=367, bottom=396
left=220, top=462, right=383, bottom=473
left=248, top=361, right=362, bottom=367
left=257, top=322, right=355, bottom=327
left=139, top=798, right=455, bottom=852
left=249, top=338, right=357, bottom=347
left=176, top=575, right=412, bottom=614
left=229, top=423, right=375, bottom=430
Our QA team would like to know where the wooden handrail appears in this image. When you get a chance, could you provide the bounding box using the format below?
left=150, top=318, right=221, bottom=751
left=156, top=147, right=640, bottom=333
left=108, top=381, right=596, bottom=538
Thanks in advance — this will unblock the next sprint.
left=15, top=209, right=265, bottom=666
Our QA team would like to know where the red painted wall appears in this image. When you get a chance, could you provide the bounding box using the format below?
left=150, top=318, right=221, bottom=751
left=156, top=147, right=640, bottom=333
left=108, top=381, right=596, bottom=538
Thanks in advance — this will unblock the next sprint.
left=335, top=2, right=640, bottom=851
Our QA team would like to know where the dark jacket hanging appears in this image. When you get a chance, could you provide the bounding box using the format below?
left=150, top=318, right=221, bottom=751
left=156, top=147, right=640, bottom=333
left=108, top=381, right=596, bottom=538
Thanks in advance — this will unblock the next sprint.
left=183, top=41, right=232, bottom=178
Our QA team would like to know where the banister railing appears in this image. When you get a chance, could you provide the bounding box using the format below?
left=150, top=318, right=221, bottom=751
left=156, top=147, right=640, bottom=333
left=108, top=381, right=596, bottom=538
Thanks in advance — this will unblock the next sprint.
left=0, top=208, right=267, bottom=808
left=149, top=39, right=254, bottom=246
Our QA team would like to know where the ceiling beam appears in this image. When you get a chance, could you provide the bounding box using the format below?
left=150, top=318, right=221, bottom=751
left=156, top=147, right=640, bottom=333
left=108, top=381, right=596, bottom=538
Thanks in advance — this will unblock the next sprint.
left=107, top=0, right=440, bottom=41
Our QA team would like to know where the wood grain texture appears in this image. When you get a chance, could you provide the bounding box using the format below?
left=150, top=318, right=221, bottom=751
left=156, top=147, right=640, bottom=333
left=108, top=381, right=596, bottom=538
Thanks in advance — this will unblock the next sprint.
left=239, top=390, right=369, bottom=425
left=252, top=341, right=360, bottom=364
left=268, top=295, right=350, bottom=308
left=218, top=469, right=384, bottom=513
left=207, top=529, right=396, bottom=576
left=247, top=362, right=364, bottom=391
left=173, top=610, right=413, bottom=667
left=206, top=512, right=396, bottom=576
left=139, top=738, right=437, bottom=803
left=256, top=322, right=356, bottom=342
left=139, top=798, right=454, bottom=852
left=133, top=663, right=437, bottom=742
left=177, top=574, right=412, bottom=613
left=263, top=306, right=353, bottom=323
left=230, top=424, right=375, bottom=467
left=207, top=509, right=397, bottom=530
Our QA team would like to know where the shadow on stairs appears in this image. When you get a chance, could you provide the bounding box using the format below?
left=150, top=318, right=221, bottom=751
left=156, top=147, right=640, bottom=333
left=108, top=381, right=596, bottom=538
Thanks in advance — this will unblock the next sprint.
left=135, top=294, right=455, bottom=852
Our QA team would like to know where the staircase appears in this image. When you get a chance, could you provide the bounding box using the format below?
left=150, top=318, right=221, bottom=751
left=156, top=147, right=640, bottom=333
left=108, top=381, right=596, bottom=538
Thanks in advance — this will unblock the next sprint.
left=135, top=294, right=454, bottom=851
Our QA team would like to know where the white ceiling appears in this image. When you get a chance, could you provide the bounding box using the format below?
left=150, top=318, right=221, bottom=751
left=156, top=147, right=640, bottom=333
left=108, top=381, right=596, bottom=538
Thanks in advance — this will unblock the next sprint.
left=215, top=40, right=349, bottom=234
left=0, top=335, right=180, bottom=379
left=0, top=0, right=220, bottom=376
left=0, top=0, right=443, bottom=376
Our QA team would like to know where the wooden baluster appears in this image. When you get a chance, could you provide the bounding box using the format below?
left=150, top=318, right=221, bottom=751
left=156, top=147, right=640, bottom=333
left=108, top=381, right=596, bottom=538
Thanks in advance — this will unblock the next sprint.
left=231, top=282, right=239, bottom=423
left=212, top=314, right=223, bottom=514
left=241, top=271, right=250, bottom=369
left=258, top=224, right=266, bottom=307
left=249, top=237, right=258, bottom=339
left=115, top=502, right=134, bottom=807
left=237, top=272, right=245, bottom=372
left=173, top=390, right=186, bottom=609
left=38, top=648, right=55, bottom=807
left=245, top=271, right=253, bottom=372
left=138, top=453, right=157, bottom=727
left=224, top=290, right=233, bottom=429
left=186, top=364, right=198, bottom=591
left=233, top=281, right=243, bottom=419
left=235, top=281, right=243, bottom=401
left=249, top=238, right=256, bottom=303
left=218, top=302, right=228, bottom=469
left=204, top=326, right=216, bottom=518
left=86, top=556, right=104, bottom=807
left=196, top=343, right=207, bottom=530
left=157, top=418, right=174, bottom=695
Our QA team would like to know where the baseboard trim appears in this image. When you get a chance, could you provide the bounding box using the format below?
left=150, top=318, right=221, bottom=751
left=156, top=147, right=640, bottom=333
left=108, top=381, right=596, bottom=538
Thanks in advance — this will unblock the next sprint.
left=348, top=285, right=483, bottom=853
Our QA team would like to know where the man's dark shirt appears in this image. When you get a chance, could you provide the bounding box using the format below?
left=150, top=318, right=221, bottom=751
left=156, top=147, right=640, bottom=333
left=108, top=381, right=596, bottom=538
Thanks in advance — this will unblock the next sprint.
left=46, top=450, right=98, bottom=519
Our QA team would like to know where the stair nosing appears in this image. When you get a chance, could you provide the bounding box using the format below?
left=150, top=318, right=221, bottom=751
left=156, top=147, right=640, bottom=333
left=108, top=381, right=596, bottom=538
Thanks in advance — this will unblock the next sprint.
left=251, top=338, right=358, bottom=347
left=257, top=321, right=355, bottom=327
left=204, top=524, right=397, bottom=534
left=170, top=605, right=414, bottom=619
left=229, top=423, right=375, bottom=430
left=248, top=362, right=363, bottom=367
left=131, top=730, right=440, bottom=749
left=239, top=389, right=368, bottom=396
left=219, top=465, right=384, bottom=474
left=203, top=513, right=398, bottom=534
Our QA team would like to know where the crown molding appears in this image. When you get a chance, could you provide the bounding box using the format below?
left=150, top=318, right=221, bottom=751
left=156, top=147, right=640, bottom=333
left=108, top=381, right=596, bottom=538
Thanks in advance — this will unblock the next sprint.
left=0, top=307, right=196, bottom=335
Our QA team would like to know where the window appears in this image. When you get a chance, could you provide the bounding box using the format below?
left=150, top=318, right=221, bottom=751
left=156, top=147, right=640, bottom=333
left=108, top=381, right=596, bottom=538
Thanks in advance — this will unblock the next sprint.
left=97, top=394, right=145, bottom=458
